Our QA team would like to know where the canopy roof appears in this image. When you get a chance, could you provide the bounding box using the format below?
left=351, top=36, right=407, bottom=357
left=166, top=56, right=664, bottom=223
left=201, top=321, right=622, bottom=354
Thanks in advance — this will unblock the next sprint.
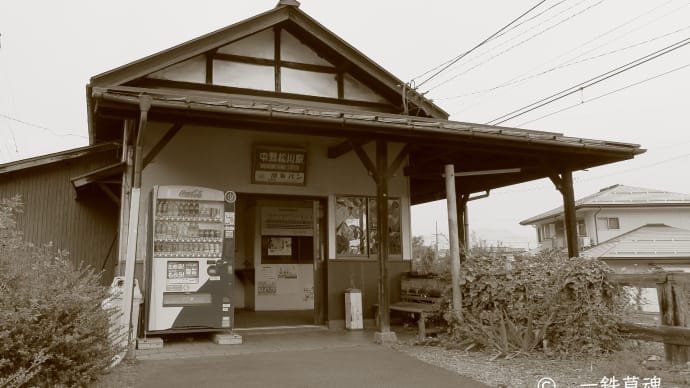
left=86, top=1, right=644, bottom=205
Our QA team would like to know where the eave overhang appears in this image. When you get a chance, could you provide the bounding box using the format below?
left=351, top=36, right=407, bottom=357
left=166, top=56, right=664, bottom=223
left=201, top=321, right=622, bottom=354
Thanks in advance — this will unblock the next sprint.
left=89, top=87, right=644, bottom=204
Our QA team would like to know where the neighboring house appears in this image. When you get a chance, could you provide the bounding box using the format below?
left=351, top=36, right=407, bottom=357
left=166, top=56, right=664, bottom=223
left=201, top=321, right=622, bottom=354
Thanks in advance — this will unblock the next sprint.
left=520, top=184, right=690, bottom=252
left=582, top=224, right=690, bottom=313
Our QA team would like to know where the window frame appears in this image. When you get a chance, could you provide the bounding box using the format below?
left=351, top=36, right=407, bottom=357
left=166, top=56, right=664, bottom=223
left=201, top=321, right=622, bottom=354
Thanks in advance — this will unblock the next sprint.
left=334, top=195, right=402, bottom=260
left=597, top=217, right=620, bottom=230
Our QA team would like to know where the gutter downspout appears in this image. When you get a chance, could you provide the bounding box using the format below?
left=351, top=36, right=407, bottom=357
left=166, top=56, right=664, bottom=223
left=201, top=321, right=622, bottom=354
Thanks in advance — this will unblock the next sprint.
left=593, top=208, right=602, bottom=245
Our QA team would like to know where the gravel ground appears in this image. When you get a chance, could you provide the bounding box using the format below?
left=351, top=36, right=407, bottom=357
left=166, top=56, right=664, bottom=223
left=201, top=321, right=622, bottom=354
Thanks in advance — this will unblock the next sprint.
left=392, top=338, right=690, bottom=388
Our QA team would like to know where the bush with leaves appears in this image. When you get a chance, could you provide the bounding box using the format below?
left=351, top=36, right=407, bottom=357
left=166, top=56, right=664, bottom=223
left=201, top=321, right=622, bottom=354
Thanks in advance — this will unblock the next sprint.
left=440, top=250, right=631, bottom=357
left=0, top=196, right=120, bottom=387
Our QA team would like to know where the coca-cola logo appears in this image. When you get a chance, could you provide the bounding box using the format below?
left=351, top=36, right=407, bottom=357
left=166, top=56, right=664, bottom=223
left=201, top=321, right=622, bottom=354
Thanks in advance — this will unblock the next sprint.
left=179, top=189, right=203, bottom=199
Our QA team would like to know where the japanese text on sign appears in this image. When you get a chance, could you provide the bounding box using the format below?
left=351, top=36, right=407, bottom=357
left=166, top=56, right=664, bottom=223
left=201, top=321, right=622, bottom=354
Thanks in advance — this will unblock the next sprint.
left=253, top=146, right=307, bottom=186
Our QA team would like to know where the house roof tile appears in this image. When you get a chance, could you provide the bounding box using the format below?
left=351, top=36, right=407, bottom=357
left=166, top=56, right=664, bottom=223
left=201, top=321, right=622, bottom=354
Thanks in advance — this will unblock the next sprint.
left=582, top=224, right=690, bottom=259
left=520, top=184, right=690, bottom=225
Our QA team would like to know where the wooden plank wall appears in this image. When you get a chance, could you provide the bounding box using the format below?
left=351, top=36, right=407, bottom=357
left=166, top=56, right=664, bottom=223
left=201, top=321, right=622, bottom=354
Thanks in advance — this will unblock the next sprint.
left=0, top=149, right=120, bottom=285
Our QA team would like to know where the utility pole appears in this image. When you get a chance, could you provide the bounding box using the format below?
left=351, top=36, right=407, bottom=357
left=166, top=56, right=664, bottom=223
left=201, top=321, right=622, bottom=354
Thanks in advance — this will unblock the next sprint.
left=434, top=221, right=439, bottom=262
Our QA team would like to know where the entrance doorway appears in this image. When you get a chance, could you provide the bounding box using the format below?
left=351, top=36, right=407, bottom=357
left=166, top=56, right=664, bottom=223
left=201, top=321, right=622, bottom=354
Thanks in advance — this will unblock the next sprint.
left=233, top=195, right=326, bottom=328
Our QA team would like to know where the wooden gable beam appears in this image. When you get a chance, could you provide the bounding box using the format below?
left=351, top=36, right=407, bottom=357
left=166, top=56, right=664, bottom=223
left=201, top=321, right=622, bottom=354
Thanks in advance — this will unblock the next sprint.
left=387, top=144, right=409, bottom=178
left=327, top=139, right=370, bottom=159
left=351, top=141, right=377, bottom=183
left=97, top=182, right=120, bottom=206
left=143, top=122, right=184, bottom=168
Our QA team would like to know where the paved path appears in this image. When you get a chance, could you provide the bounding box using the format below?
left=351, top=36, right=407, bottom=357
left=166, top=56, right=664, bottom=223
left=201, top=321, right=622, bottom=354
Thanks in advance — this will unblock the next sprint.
left=128, top=329, right=489, bottom=388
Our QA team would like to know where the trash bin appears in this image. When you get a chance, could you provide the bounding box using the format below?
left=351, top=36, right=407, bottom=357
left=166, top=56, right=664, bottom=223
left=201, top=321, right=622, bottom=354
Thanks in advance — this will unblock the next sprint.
left=345, top=288, right=363, bottom=330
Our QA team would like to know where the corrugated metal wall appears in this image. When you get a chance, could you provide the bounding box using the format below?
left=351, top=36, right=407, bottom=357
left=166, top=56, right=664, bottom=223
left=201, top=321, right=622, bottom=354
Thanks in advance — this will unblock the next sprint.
left=0, top=150, right=121, bottom=285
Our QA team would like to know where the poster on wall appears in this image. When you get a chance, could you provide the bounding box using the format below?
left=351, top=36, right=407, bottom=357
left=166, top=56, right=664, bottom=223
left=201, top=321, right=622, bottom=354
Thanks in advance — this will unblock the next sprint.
left=278, top=264, right=298, bottom=279
left=252, top=146, right=307, bottom=186
left=303, top=285, right=314, bottom=302
left=257, top=280, right=277, bottom=296
left=258, top=265, right=278, bottom=296
left=261, top=206, right=313, bottom=236
left=277, top=264, right=299, bottom=294
left=268, top=237, right=292, bottom=256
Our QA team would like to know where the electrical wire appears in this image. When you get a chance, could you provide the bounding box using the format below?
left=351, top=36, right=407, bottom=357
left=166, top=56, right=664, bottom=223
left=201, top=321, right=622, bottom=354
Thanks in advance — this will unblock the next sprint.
left=0, top=120, right=19, bottom=161
left=439, top=21, right=690, bottom=101
left=575, top=152, right=690, bottom=183
left=426, top=0, right=604, bottom=92
left=517, top=62, right=690, bottom=126
left=414, top=0, right=548, bottom=89
left=410, top=0, right=568, bottom=83
left=0, top=112, right=88, bottom=139
left=486, top=37, right=690, bottom=125
left=488, top=150, right=690, bottom=196
left=439, top=0, right=684, bottom=108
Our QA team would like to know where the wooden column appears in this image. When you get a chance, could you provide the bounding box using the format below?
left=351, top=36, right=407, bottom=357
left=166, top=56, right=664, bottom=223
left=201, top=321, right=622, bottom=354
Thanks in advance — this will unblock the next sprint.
left=121, top=96, right=151, bottom=351
left=445, top=164, right=462, bottom=320
left=375, top=140, right=392, bottom=337
left=455, top=194, right=469, bottom=254
left=658, top=273, right=690, bottom=364
left=116, top=120, right=135, bottom=276
left=551, top=171, right=579, bottom=258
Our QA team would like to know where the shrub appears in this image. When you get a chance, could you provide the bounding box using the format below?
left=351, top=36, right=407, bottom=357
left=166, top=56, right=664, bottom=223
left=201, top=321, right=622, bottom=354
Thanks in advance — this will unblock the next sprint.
left=441, top=250, right=631, bottom=357
left=0, top=196, right=120, bottom=387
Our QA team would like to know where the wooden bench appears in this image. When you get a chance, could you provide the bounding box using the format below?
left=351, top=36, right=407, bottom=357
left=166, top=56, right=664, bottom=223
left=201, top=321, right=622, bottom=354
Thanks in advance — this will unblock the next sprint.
left=376, top=273, right=445, bottom=340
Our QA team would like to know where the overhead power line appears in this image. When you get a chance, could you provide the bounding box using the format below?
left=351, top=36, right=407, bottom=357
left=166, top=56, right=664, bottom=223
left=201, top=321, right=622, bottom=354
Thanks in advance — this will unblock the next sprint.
left=486, top=36, right=690, bottom=125
left=439, top=0, right=685, bottom=110
left=0, top=112, right=87, bottom=139
left=411, top=0, right=567, bottom=84
left=517, top=62, right=690, bottom=126
left=439, top=22, right=690, bottom=101
left=426, top=0, right=605, bottom=92
left=414, top=0, right=548, bottom=89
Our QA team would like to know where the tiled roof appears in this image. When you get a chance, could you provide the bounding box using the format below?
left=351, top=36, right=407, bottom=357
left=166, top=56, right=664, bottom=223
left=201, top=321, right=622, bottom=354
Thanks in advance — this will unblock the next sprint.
left=520, top=184, right=690, bottom=225
left=92, top=87, right=643, bottom=155
left=0, top=142, right=119, bottom=176
left=582, top=224, right=690, bottom=259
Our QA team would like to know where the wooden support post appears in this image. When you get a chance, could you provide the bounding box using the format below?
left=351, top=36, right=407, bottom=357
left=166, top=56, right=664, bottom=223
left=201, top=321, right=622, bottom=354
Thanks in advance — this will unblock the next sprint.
left=561, top=171, right=579, bottom=258
left=375, top=140, right=395, bottom=342
left=455, top=194, right=469, bottom=257
left=121, top=96, right=151, bottom=352
left=657, top=275, right=690, bottom=364
left=550, top=171, right=579, bottom=258
left=445, top=164, right=462, bottom=321
left=116, top=120, right=134, bottom=276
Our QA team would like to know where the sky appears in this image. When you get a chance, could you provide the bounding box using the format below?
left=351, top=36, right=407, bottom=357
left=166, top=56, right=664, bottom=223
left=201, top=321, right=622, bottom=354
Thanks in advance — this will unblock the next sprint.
left=1, top=0, right=689, bottom=249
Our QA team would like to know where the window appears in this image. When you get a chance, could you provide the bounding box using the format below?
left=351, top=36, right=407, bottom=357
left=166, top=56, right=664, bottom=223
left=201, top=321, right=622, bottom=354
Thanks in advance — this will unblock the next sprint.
left=577, top=219, right=587, bottom=236
left=540, top=223, right=555, bottom=240
left=596, top=217, right=620, bottom=230
left=335, top=196, right=401, bottom=258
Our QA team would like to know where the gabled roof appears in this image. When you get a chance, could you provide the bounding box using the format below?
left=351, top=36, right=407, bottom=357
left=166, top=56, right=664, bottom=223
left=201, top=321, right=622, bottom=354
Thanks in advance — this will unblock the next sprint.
left=0, top=142, right=119, bottom=176
left=582, top=224, right=690, bottom=259
left=85, top=3, right=646, bottom=205
left=87, top=0, right=446, bottom=142
left=520, top=184, right=690, bottom=225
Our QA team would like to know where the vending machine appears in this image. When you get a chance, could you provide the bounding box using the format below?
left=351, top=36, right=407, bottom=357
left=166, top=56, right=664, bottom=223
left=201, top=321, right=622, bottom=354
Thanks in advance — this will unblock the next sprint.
left=145, top=185, right=236, bottom=334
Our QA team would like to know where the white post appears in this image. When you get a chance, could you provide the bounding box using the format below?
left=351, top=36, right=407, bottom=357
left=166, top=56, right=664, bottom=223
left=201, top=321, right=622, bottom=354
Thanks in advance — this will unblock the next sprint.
left=445, top=164, right=462, bottom=319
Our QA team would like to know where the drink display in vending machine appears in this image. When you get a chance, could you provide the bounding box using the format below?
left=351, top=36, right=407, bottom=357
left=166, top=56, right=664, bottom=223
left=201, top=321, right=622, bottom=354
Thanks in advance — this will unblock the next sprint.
left=145, top=185, right=236, bottom=334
